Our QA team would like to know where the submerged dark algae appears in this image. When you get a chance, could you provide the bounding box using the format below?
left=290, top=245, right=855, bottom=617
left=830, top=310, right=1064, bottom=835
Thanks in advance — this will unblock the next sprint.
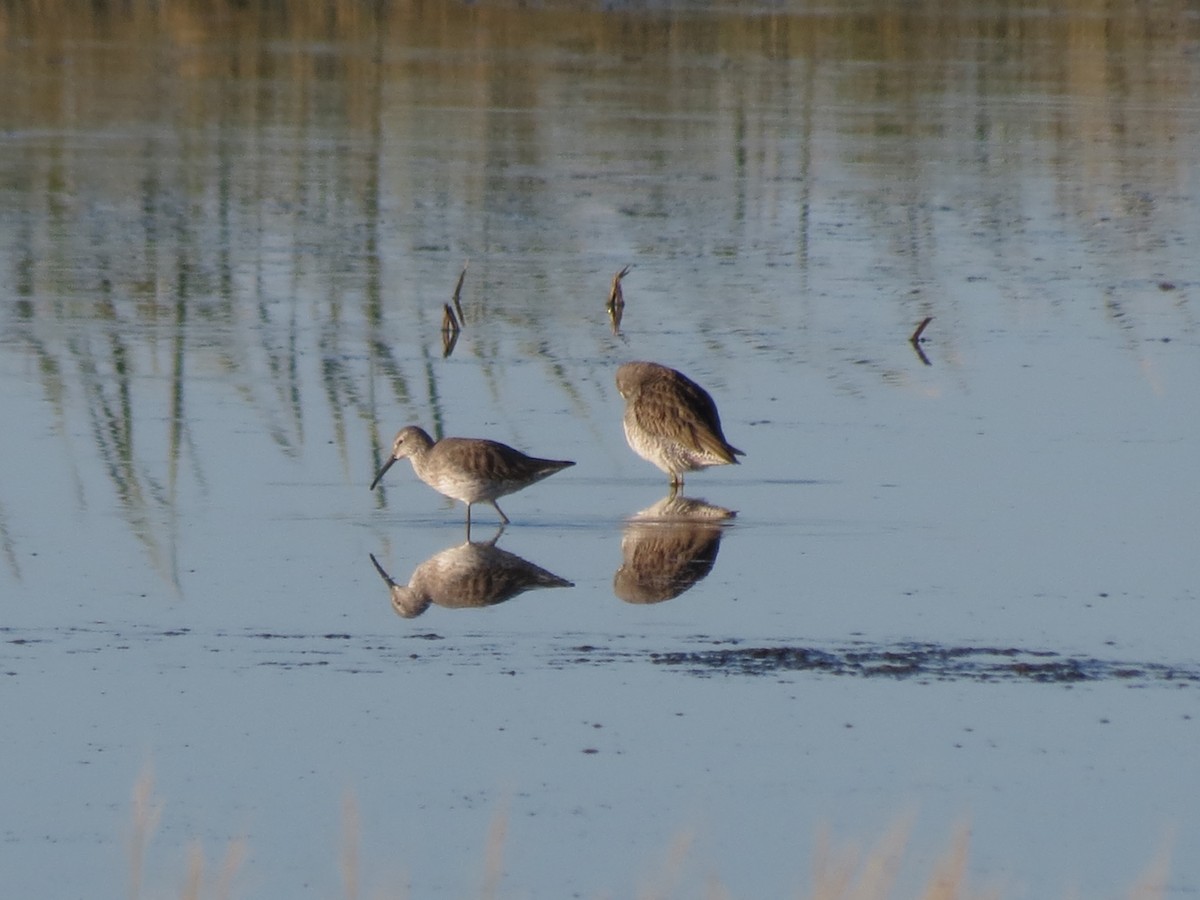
left=647, top=642, right=1200, bottom=685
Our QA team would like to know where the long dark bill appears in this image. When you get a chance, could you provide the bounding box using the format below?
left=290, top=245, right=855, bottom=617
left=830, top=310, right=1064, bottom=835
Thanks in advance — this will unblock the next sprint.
left=369, top=455, right=398, bottom=490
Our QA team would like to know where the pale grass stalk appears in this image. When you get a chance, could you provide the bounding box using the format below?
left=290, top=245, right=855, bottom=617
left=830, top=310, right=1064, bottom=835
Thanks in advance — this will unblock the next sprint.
left=128, top=765, right=163, bottom=900
left=919, top=824, right=993, bottom=900
left=1127, top=831, right=1173, bottom=900
left=115, top=776, right=1174, bottom=900
left=176, top=837, right=244, bottom=900
left=481, top=803, right=509, bottom=900
left=855, top=819, right=910, bottom=899
left=637, top=827, right=696, bottom=900
left=181, top=841, right=204, bottom=900
left=342, top=790, right=360, bottom=900
left=213, top=838, right=247, bottom=900
left=702, top=871, right=733, bottom=900
left=810, top=818, right=911, bottom=900
left=811, top=827, right=857, bottom=900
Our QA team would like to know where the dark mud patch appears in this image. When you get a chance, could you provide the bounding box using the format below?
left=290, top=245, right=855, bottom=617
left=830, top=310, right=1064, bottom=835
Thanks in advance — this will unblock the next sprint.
left=6, top=626, right=1198, bottom=688
left=648, top=641, right=1200, bottom=686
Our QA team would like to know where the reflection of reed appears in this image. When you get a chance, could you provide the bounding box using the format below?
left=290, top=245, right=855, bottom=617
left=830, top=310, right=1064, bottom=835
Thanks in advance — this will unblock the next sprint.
left=369, top=535, right=573, bottom=619
left=613, top=494, right=735, bottom=605
left=0, top=0, right=1195, bottom=586
left=0, top=499, right=19, bottom=581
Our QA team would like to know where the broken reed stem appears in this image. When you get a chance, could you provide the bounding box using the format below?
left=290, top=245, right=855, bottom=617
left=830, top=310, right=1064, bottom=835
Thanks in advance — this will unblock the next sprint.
left=342, top=790, right=360, bottom=900
left=606, top=264, right=630, bottom=311
left=910, top=316, right=933, bottom=344
left=481, top=806, right=508, bottom=900
left=181, top=842, right=204, bottom=900
left=114, top=781, right=1171, bottom=900
left=607, top=265, right=630, bottom=334
left=128, top=766, right=163, bottom=900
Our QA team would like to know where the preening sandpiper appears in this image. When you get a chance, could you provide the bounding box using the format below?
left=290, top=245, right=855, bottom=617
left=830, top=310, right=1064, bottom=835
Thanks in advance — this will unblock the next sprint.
left=615, top=361, right=744, bottom=488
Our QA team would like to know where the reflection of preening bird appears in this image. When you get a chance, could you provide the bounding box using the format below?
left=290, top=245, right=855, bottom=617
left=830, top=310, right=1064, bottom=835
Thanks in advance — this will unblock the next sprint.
left=369, top=540, right=573, bottom=619
left=370, top=426, right=574, bottom=526
left=615, top=362, right=744, bottom=487
left=613, top=493, right=735, bottom=604
left=632, top=492, right=736, bottom=522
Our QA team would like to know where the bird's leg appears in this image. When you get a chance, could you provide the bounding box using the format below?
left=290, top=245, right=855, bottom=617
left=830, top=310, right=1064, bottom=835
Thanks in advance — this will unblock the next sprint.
left=491, top=500, right=511, bottom=525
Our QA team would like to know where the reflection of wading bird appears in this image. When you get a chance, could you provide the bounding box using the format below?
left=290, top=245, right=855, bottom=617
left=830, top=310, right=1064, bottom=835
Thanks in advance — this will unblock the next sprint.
left=370, top=426, right=575, bottom=526
left=615, top=362, right=745, bottom=488
left=370, top=539, right=573, bottom=618
left=614, top=493, right=735, bottom=604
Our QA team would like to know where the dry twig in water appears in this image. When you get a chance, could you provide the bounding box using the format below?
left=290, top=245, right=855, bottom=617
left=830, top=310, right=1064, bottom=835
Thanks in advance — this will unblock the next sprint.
left=909, top=316, right=934, bottom=366
left=607, top=265, right=631, bottom=334
left=442, top=304, right=461, bottom=357
left=910, top=316, right=933, bottom=345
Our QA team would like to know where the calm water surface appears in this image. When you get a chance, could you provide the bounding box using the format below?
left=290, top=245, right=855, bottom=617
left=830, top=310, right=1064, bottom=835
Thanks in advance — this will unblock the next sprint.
left=2, top=1, right=1199, bottom=896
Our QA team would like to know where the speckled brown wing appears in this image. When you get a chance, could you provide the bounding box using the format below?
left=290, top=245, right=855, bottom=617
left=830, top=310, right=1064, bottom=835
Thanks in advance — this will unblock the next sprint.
left=630, top=370, right=743, bottom=464
left=435, top=438, right=574, bottom=498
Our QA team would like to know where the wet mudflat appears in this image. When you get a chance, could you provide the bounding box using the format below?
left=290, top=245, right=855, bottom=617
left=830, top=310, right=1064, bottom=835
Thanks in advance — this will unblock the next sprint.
left=2, top=1, right=1199, bottom=897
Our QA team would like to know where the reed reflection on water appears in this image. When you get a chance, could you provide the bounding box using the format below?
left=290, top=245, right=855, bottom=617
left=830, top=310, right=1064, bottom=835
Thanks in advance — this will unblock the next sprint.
left=1, top=4, right=1199, bottom=895
left=0, top=0, right=1197, bottom=584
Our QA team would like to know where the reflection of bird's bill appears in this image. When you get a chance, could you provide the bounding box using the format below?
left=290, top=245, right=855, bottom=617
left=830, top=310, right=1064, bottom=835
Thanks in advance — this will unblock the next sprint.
left=369, top=455, right=398, bottom=490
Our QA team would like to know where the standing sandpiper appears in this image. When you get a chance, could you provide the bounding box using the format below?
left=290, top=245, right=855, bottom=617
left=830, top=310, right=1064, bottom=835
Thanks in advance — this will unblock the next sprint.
left=615, top=362, right=744, bottom=488
left=370, top=426, right=575, bottom=526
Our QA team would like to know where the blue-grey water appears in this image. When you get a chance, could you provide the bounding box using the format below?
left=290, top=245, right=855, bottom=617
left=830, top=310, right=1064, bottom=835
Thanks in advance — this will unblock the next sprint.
left=2, top=2, right=1199, bottom=896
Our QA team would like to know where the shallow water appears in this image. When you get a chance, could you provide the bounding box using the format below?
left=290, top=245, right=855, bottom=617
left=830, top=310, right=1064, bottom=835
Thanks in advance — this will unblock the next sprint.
left=2, top=1, right=1199, bottom=896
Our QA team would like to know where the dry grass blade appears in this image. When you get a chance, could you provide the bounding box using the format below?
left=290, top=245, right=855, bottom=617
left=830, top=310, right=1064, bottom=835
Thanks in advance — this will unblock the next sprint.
left=181, top=841, right=204, bottom=900
left=213, top=838, right=247, bottom=900
left=637, top=828, right=696, bottom=900
left=607, top=265, right=630, bottom=334
left=606, top=265, right=630, bottom=312
left=812, top=826, right=857, bottom=900
left=854, top=818, right=909, bottom=900
left=342, top=789, right=360, bottom=900
left=810, top=817, right=928, bottom=900
left=920, top=824, right=980, bottom=900
left=481, top=805, right=508, bottom=900
left=128, top=766, right=163, bottom=900
left=176, top=838, right=246, bottom=900
left=112, top=777, right=1175, bottom=900
left=1127, top=831, right=1173, bottom=900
